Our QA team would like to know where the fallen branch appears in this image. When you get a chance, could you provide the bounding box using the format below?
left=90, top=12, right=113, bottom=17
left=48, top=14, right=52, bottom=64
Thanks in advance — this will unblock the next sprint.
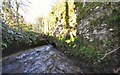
left=94, top=46, right=120, bottom=64
left=101, top=46, right=120, bottom=60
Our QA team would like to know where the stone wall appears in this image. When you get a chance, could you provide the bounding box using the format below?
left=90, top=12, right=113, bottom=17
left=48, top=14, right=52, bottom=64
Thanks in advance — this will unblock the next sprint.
left=76, top=2, right=119, bottom=51
left=45, top=1, right=120, bottom=71
left=46, top=2, right=119, bottom=50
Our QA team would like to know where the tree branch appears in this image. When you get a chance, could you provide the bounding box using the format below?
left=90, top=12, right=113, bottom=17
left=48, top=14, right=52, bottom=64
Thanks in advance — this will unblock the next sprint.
left=94, top=46, right=120, bottom=64
left=101, top=47, right=120, bottom=60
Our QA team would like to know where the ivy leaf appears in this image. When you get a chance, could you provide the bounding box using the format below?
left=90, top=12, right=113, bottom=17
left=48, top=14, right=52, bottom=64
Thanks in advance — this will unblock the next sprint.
left=71, top=35, right=75, bottom=42
left=65, top=39, right=71, bottom=44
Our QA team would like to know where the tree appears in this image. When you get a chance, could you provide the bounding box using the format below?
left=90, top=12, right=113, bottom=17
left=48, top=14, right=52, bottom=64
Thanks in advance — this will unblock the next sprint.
left=36, top=17, right=44, bottom=32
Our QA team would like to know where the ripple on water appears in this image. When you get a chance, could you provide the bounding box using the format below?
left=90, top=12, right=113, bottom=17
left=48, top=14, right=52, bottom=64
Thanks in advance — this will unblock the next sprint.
left=34, top=60, right=42, bottom=65
left=3, top=62, right=21, bottom=73
left=49, top=51, right=56, bottom=56
left=2, top=45, right=82, bottom=73
left=45, top=59, right=54, bottom=67
left=30, top=51, right=36, bottom=55
left=19, top=58, right=28, bottom=62
left=34, top=62, right=47, bottom=73
left=16, top=54, right=26, bottom=58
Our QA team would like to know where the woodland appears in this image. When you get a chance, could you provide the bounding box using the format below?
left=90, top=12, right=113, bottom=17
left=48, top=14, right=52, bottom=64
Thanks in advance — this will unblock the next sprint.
left=1, top=0, right=120, bottom=73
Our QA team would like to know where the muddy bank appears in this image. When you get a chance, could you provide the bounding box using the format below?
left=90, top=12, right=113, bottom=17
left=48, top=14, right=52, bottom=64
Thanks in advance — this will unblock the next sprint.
left=2, top=40, right=48, bottom=58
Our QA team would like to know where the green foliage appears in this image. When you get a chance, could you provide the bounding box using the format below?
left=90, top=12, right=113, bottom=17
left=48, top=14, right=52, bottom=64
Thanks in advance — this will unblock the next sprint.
left=45, top=2, right=120, bottom=72
left=2, top=22, right=40, bottom=50
left=76, top=2, right=102, bottom=23
left=46, top=2, right=107, bottom=49
left=1, top=0, right=41, bottom=50
left=106, top=8, right=120, bottom=33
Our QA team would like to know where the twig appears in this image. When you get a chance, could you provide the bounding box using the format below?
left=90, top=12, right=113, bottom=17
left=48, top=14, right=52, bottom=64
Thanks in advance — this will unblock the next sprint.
left=94, top=47, right=120, bottom=64
left=101, top=47, right=120, bottom=60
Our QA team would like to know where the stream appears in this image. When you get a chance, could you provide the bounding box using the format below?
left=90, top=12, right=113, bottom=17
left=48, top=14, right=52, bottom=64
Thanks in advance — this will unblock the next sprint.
left=1, top=45, right=89, bottom=73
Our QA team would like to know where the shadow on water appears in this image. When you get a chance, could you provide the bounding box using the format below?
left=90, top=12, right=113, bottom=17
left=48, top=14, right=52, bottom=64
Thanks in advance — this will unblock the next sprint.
left=2, top=38, right=48, bottom=58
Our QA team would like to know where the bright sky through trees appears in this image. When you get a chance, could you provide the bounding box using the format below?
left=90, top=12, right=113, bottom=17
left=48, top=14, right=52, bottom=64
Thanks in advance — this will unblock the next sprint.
left=19, top=0, right=58, bottom=24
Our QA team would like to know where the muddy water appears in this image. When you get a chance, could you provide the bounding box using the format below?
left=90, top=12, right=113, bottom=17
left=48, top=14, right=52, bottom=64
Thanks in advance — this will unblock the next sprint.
left=1, top=45, right=86, bottom=73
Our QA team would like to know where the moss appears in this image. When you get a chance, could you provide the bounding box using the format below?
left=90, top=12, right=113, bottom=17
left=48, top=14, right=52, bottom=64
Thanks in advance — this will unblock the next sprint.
left=45, top=2, right=120, bottom=72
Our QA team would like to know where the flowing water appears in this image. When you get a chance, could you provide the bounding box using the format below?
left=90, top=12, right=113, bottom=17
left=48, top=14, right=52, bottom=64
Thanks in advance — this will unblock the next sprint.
left=1, top=45, right=88, bottom=73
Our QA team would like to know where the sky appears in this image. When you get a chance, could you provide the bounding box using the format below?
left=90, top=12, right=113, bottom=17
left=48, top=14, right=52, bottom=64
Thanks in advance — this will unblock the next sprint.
left=19, top=0, right=58, bottom=24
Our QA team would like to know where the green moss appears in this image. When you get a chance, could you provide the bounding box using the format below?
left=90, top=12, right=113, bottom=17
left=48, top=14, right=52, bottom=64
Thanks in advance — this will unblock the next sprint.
left=45, top=2, right=120, bottom=71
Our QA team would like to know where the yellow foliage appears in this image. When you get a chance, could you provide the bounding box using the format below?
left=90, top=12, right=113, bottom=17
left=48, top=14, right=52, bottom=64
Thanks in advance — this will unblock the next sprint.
left=65, top=39, right=71, bottom=44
